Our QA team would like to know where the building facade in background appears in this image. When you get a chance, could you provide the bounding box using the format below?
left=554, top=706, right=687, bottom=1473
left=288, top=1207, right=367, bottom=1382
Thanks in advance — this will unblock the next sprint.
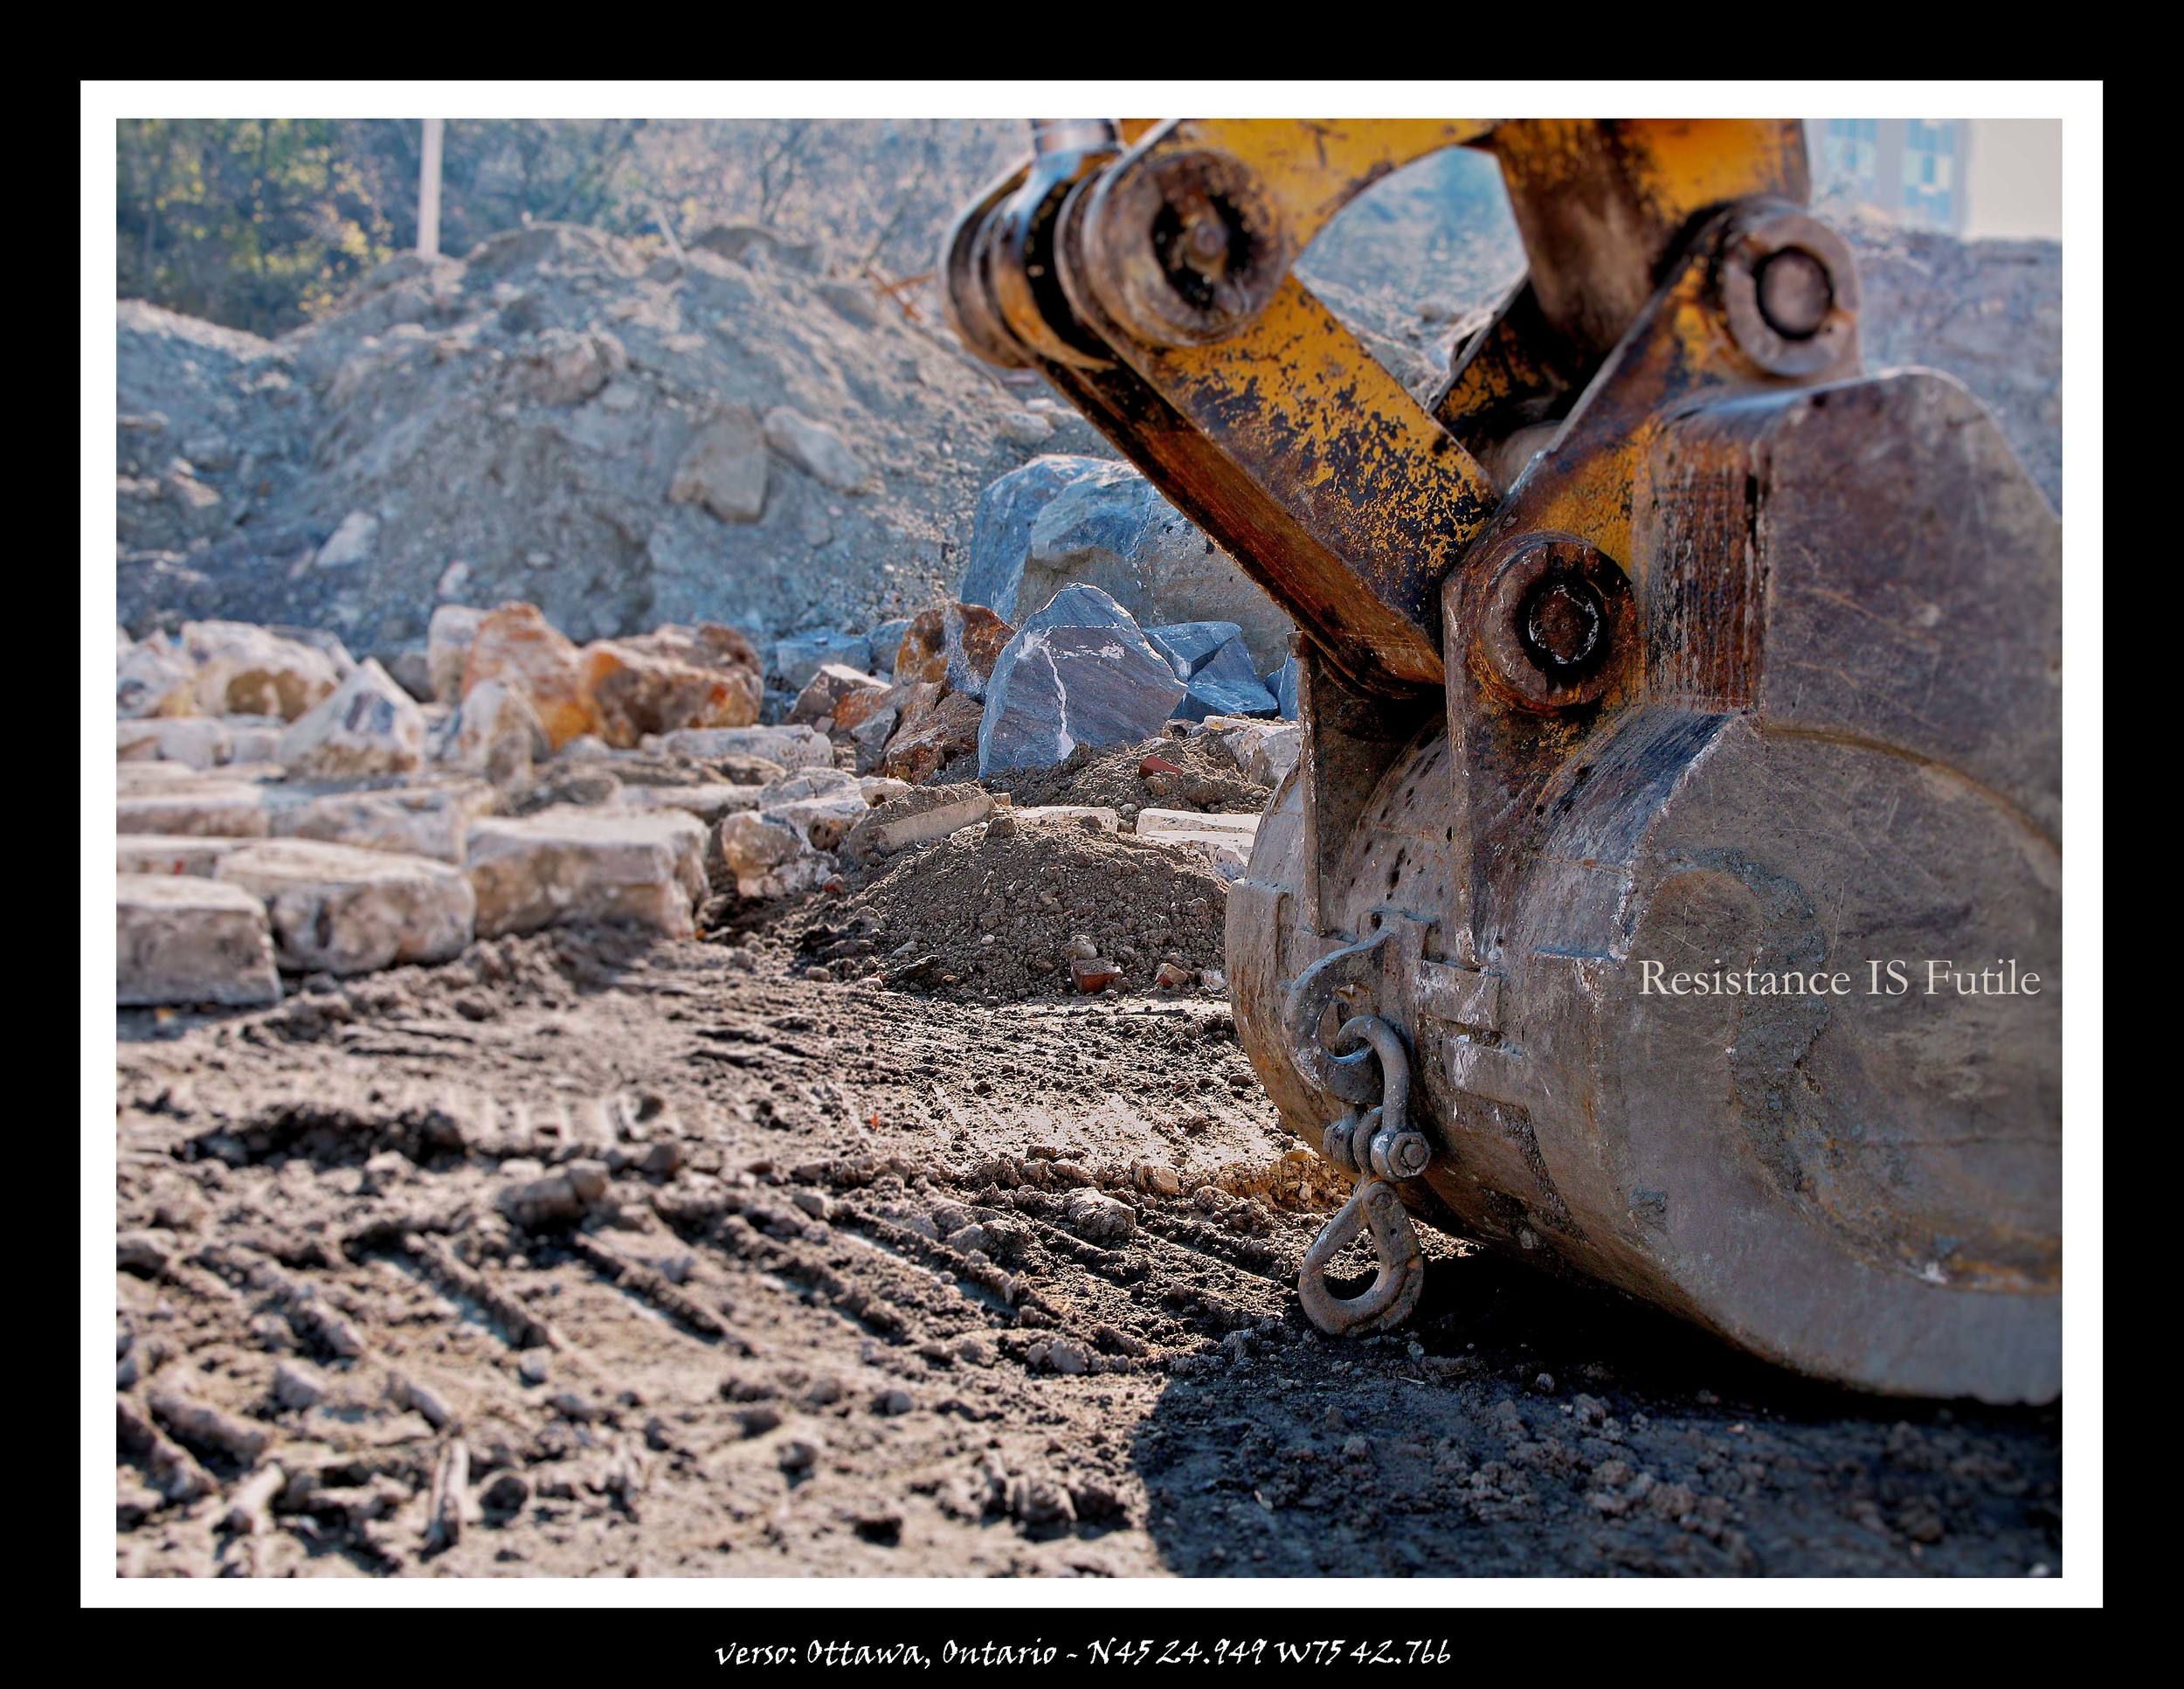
left=1807, top=119, right=2063, bottom=240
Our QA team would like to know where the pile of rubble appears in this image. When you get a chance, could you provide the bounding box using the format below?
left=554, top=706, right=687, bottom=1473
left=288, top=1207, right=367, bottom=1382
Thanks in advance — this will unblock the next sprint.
left=114, top=222, right=1119, bottom=661
left=113, top=589, right=1301, bottom=1010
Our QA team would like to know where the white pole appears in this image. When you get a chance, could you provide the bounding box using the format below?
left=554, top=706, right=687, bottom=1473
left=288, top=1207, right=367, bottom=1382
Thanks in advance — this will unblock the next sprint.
left=418, top=118, right=445, bottom=259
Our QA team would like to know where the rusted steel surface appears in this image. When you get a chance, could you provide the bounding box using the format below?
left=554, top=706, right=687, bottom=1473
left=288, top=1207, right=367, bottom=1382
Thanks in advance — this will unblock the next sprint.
left=1489, top=118, right=1808, bottom=364
left=949, top=118, right=2062, bottom=1402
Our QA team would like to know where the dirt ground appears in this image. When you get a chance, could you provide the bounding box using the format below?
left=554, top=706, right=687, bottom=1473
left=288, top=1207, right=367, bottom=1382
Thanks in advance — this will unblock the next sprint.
left=112, top=915, right=2062, bottom=1580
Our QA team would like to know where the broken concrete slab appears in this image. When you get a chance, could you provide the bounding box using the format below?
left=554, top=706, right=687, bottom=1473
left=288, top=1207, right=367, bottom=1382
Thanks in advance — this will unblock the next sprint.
left=116, top=835, right=250, bottom=878
left=977, top=585, right=1186, bottom=776
left=117, top=781, right=273, bottom=838
left=216, top=840, right=475, bottom=974
left=465, top=809, right=708, bottom=938
left=275, top=659, right=426, bottom=779
left=182, top=621, right=342, bottom=720
left=1133, top=807, right=1261, bottom=878
left=118, top=716, right=230, bottom=769
left=1014, top=805, right=1123, bottom=832
left=658, top=723, right=833, bottom=769
left=117, top=874, right=281, bottom=1007
left=269, top=779, right=497, bottom=864
left=840, top=784, right=995, bottom=865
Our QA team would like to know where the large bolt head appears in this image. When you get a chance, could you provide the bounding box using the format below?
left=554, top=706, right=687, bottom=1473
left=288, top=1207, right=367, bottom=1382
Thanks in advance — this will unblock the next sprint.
left=1720, top=209, right=1859, bottom=377
left=1469, top=533, right=1635, bottom=714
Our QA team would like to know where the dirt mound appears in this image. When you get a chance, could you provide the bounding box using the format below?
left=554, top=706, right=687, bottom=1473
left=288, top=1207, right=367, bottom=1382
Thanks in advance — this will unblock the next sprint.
left=982, top=736, right=1270, bottom=822
left=785, top=812, right=1231, bottom=1000
left=115, top=224, right=1078, bottom=661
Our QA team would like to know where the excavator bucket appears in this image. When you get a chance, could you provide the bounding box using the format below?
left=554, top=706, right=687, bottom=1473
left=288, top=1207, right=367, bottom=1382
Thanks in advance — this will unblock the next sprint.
left=943, top=118, right=2060, bottom=1403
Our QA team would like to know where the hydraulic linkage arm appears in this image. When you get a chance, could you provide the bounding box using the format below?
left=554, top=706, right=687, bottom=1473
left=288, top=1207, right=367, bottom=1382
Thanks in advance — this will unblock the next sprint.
left=943, top=119, right=2061, bottom=1404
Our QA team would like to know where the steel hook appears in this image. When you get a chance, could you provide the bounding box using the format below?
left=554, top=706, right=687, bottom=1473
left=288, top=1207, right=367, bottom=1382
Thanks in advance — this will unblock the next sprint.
left=1296, top=1174, right=1427, bottom=1337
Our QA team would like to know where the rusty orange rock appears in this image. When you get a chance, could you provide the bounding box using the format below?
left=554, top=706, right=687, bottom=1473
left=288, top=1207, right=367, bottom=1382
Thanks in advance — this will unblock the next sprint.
left=789, top=662, right=887, bottom=729
left=831, top=683, right=896, bottom=734
left=894, top=603, right=1013, bottom=699
left=460, top=604, right=603, bottom=751
left=579, top=623, right=763, bottom=748
left=880, top=689, right=983, bottom=784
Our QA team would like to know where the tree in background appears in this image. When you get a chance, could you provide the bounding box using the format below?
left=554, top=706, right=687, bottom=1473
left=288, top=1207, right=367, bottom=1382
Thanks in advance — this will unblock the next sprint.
left=115, top=117, right=1019, bottom=337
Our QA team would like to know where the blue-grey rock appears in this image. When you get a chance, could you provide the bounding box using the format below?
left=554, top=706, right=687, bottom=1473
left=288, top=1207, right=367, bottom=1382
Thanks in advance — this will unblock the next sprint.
left=960, top=456, right=1111, bottom=621
left=1268, top=655, right=1300, bottom=721
left=961, top=456, right=1296, bottom=674
left=978, top=585, right=1185, bottom=775
left=1179, top=636, right=1279, bottom=721
left=1144, top=620, right=1244, bottom=681
left=867, top=619, right=911, bottom=677
left=771, top=629, right=870, bottom=691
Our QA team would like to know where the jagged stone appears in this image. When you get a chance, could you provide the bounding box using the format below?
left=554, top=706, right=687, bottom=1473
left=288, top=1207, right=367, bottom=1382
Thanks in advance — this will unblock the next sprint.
left=520, top=327, right=626, bottom=406
left=866, top=620, right=911, bottom=677
left=117, top=633, right=197, bottom=719
left=1196, top=716, right=1302, bottom=787
left=117, top=875, right=280, bottom=1007
left=1177, top=635, right=1280, bottom=721
left=446, top=679, right=549, bottom=786
left=762, top=407, right=876, bottom=494
left=1144, top=620, right=1245, bottom=681
left=790, top=663, right=887, bottom=727
left=579, top=625, right=763, bottom=748
left=959, top=455, right=1295, bottom=672
left=667, top=406, right=769, bottom=523
left=275, top=659, right=425, bottom=779
left=182, top=621, right=342, bottom=720
left=882, top=690, right=983, bottom=784
left=977, top=585, right=1185, bottom=776
left=426, top=605, right=487, bottom=704
left=216, top=840, right=477, bottom=974
left=715, top=811, right=833, bottom=901
left=771, top=630, right=872, bottom=692
left=460, top=602, right=603, bottom=751
left=893, top=603, right=1013, bottom=700
left=465, top=809, right=707, bottom=938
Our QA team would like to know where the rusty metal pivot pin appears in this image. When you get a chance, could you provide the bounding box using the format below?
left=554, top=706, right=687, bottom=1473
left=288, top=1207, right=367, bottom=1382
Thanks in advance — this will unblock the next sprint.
left=1471, top=533, right=1635, bottom=713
